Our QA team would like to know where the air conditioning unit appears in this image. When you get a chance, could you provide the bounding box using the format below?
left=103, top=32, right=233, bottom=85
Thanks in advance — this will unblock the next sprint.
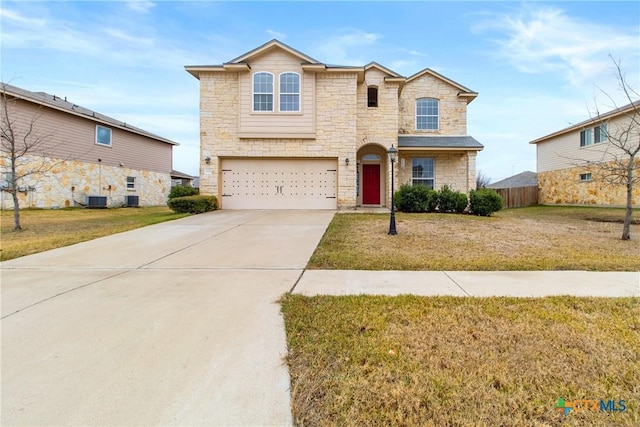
left=86, top=196, right=107, bottom=208
left=124, top=195, right=139, bottom=207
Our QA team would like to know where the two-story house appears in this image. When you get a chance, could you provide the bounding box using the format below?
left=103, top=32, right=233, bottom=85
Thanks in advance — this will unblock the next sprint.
left=530, top=101, right=640, bottom=206
left=186, top=40, right=483, bottom=209
left=1, top=83, right=178, bottom=209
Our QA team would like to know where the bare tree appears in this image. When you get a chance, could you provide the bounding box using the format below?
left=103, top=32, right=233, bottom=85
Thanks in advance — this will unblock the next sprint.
left=1, top=83, right=56, bottom=230
left=580, top=57, right=639, bottom=240
left=476, top=170, right=491, bottom=190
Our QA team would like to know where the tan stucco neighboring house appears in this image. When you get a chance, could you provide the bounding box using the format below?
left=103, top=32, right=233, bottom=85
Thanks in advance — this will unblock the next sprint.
left=530, top=101, right=640, bottom=206
left=1, top=83, right=178, bottom=209
left=186, top=40, right=483, bottom=209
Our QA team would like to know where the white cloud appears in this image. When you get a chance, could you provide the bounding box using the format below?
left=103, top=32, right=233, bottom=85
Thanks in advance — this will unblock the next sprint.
left=126, top=1, right=155, bottom=14
left=0, top=8, right=46, bottom=26
left=312, top=30, right=382, bottom=65
left=104, top=28, right=153, bottom=46
left=266, top=29, right=286, bottom=40
left=476, top=5, right=639, bottom=87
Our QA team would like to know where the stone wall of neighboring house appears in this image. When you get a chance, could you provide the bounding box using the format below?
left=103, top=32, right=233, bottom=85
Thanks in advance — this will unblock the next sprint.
left=538, top=164, right=640, bottom=207
left=0, top=155, right=170, bottom=209
left=396, top=151, right=476, bottom=194
left=199, top=71, right=359, bottom=209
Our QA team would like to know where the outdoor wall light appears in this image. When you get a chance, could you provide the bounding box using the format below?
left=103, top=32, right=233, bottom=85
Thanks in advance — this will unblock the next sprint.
left=345, top=158, right=350, bottom=166
left=205, top=156, right=211, bottom=164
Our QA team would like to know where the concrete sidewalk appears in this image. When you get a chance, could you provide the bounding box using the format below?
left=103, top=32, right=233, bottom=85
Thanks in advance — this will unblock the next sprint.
left=294, top=270, right=640, bottom=297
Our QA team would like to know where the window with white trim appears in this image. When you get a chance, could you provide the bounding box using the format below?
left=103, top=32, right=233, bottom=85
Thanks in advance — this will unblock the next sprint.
left=96, top=125, right=112, bottom=146
left=580, top=123, right=608, bottom=147
left=412, top=158, right=435, bottom=189
left=279, top=72, right=300, bottom=112
left=253, top=72, right=274, bottom=111
left=594, top=124, right=608, bottom=143
left=580, top=173, right=592, bottom=182
left=416, top=98, right=439, bottom=130
left=126, top=176, right=136, bottom=190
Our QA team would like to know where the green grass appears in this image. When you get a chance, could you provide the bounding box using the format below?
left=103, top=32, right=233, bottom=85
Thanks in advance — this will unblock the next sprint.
left=282, top=294, right=640, bottom=426
left=308, top=206, right=640, bottom=271
left=0, top=207, right=189, bottom=260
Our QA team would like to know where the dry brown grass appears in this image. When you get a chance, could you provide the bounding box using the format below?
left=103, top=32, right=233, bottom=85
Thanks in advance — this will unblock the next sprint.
left=309, top=206, right=640, bottom=271
left=0, top=207, right=188, bottom=260
left=282, top=294, right=640, bottom=426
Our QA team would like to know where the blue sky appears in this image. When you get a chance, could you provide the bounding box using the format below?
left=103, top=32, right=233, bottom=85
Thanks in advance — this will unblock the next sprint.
left=2, top=1, right=639, bottom=181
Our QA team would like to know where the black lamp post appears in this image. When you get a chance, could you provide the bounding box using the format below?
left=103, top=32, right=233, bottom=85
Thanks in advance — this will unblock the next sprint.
left=388, top=145, right=398, bottom=235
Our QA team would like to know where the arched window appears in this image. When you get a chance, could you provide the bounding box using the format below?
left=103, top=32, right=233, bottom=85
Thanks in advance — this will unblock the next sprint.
left=367, top=86, right=378, bottom=108
left=253, top=72, right=274, bottom=111
left=279, top=72, right=300, bottom=112
left=416, top=98, right=439, bottom=130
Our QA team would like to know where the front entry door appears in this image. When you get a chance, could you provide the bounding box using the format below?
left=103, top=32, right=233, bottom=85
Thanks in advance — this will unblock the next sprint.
left=362, top=164, right=381, bottom=204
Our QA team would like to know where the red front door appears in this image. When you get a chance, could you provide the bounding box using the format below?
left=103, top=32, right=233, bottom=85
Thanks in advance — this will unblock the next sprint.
left=362, top=164, right=380, bottom=204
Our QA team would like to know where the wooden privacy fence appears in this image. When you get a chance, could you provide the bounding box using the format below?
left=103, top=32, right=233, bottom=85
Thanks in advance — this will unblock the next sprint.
left=493, top=186, right=538, bottom=209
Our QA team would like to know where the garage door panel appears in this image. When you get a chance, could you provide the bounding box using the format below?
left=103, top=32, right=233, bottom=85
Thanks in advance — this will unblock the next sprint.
left=221, top=159, right=337, bottom=209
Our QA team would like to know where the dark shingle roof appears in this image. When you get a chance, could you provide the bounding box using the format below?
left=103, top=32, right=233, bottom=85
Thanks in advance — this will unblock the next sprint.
left=398, top=135, right=484, bottom=149
left=1, top=83, right=178, bottom=146
left=487, top=171, right=538, bottom=189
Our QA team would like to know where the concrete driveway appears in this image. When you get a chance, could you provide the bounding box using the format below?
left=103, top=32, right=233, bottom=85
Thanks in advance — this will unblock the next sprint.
left=1, top=210, right=335, bottom=426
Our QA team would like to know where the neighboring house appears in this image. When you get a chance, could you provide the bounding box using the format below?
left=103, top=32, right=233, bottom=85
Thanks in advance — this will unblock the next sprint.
left=530, top=101, right=640, bottom=206
left=171, top=170, right=195, bottom=187
left=0, top=83, right=178, bottom=209
left=487, top=171, right=538, bottom=189
left=185, top=39, right=483, bottom=209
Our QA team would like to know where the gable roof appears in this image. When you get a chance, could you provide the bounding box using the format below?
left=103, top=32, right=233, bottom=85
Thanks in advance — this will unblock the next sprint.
left=1, top=83, right=178, bottom=146
left=398, top=135, right=483, bottom=150
left=405, top=68, right=478, bottom=103
left=487, top=171, right=538, bottom=189
left=228, top=39, right=320, bottom=65
left=364, top=62, right=402, bottom=78
left=530, top=101, right=640, bottom=144
left=185, top=40, right=478, bottom=98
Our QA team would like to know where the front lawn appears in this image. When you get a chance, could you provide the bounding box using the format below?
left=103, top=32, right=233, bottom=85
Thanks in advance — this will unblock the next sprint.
left=308, top=206, right=639, bottom=271
left=0, top=207, right=189, bottom=260
left=282, top=294, right=640, bottom=426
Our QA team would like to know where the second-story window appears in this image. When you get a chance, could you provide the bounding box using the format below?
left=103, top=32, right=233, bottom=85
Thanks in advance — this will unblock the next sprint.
left=253, top=72, right=274, bottom=111
left=416, top=98, right=439, bottom=130
left=96, top=125, right=112, bottom=146
left=279, top=72, right=300, bottom=112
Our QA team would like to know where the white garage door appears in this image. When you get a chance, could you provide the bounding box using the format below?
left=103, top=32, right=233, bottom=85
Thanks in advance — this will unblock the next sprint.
left=221, top=158, right=337, bottom=209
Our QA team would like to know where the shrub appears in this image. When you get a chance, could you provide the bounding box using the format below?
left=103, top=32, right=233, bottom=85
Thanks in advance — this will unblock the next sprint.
left=437, top=185, right=467, bottom=213
left=167, top=195, right=218, bottom=214
left=469, top=188, right=503, bottom=216
left=168, top=185, right=198, bottom=200
left=394, top=184, right=437, bottom=213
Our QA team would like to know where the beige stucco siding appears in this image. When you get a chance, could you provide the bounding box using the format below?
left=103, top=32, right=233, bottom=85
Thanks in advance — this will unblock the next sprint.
left=536, top=115, right=634, bottom=172
left=238, top=51, right=315, bottom=137
left=4, top=99, right=172, bottom=174
left=399, top=77, right=468, bottom=135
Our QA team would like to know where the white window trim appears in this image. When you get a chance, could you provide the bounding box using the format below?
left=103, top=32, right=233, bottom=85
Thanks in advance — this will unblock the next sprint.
left=278, top=72, right=301, bottom=113
left=416, top=98, right=439, bottom=131
left=580, top=173, right=592, bottom=182
left=126, top=176, right=136, bottom=190
left=411, top=157, right=435, bottom=189
left=96, top=125, right=112, bottom=147
left=252, top=72, right=274, bottom=112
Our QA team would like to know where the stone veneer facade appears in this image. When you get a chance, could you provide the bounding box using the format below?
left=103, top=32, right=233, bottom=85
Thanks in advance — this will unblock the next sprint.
left=0, top=155, right=171, bottom=209
left=193, top=41, right=480, bottom=209
left=538, top=164, right=640, bottom=207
